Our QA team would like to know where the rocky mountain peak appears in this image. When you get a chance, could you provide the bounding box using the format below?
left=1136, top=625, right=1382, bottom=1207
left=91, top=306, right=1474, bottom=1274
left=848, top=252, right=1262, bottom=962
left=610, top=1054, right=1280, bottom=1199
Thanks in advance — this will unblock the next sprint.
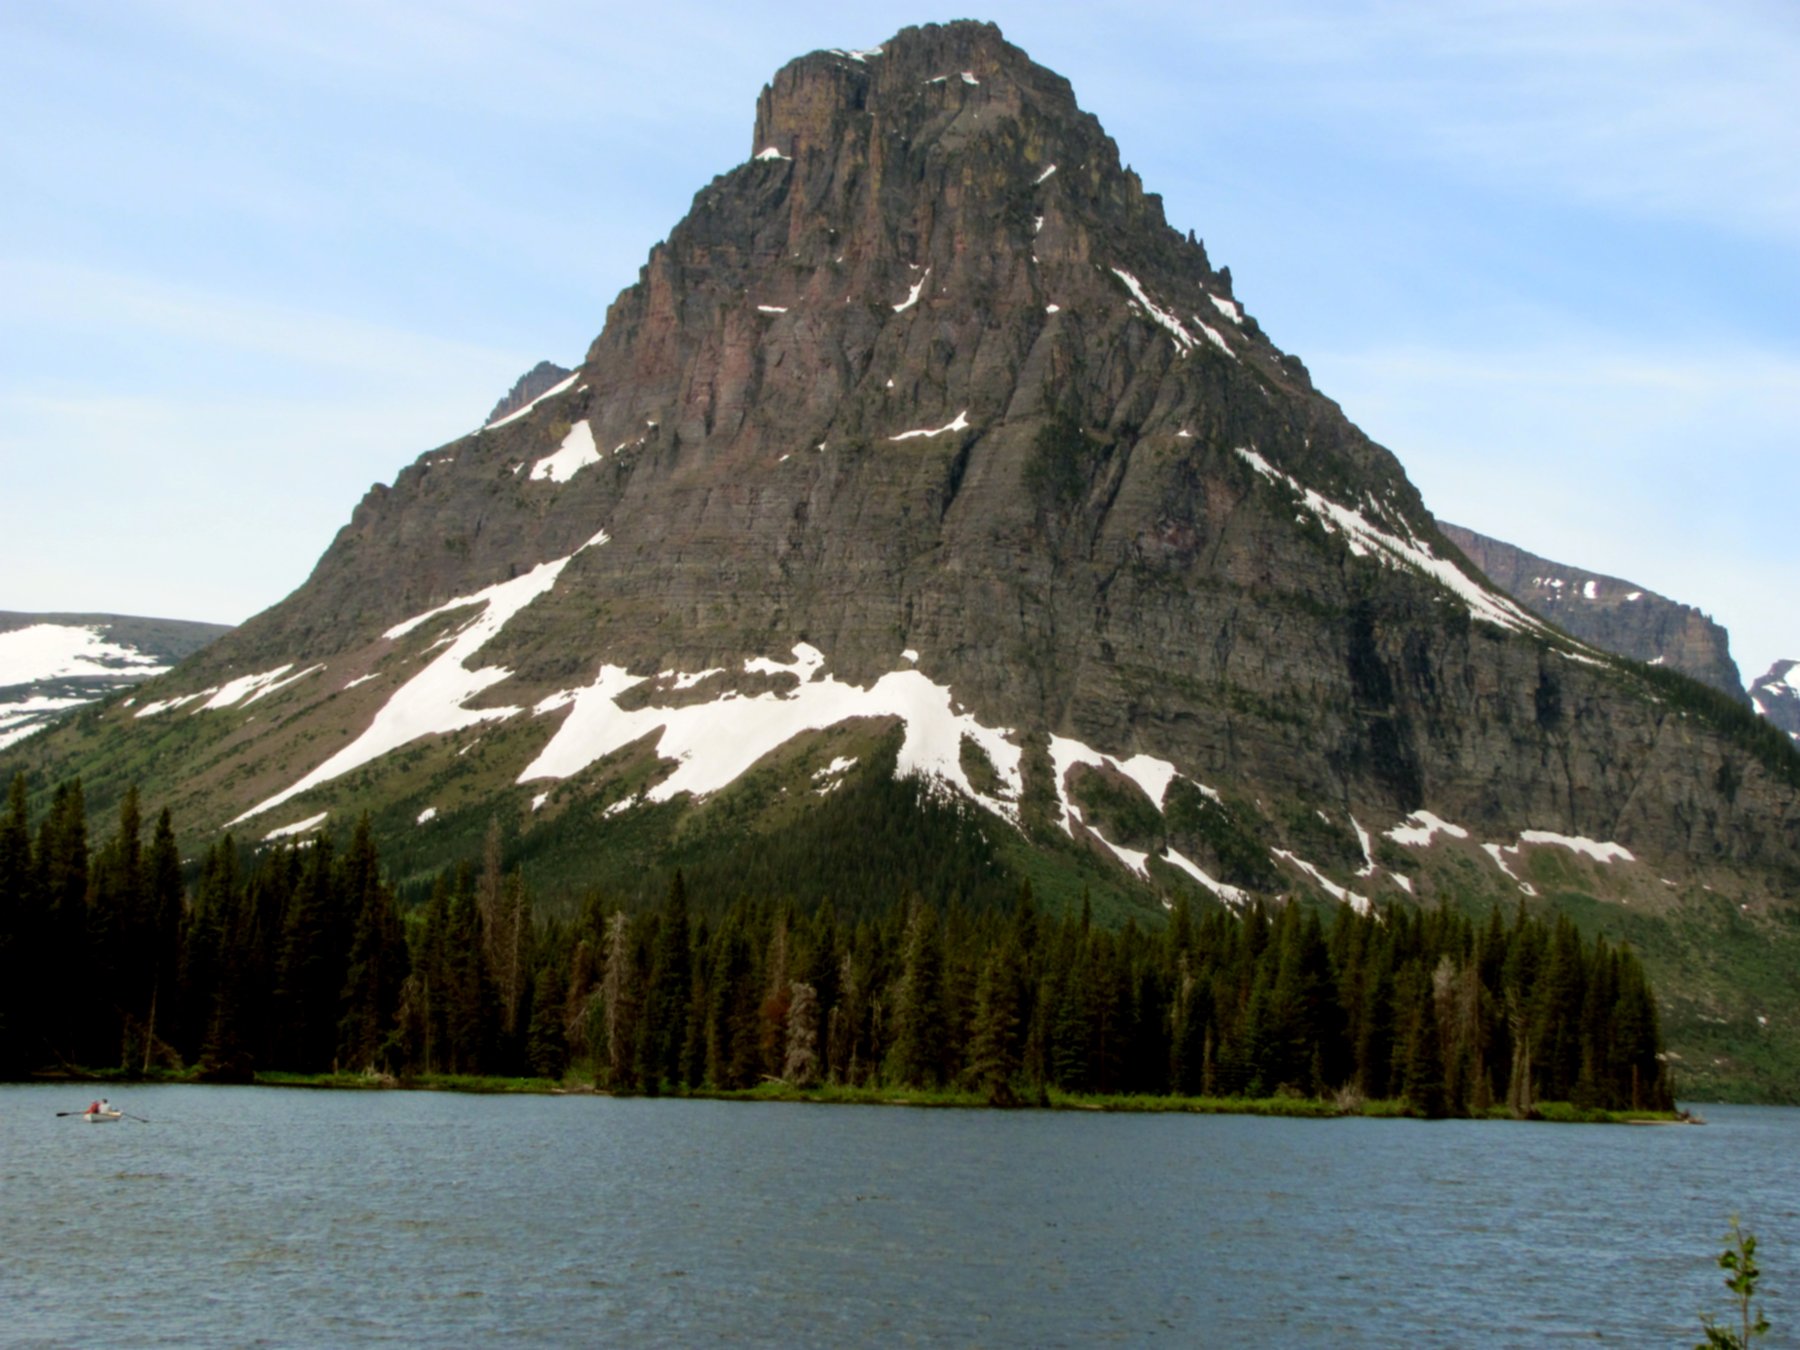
left=486, top=361, right=573, bottom=426
left=16, top=23, right=1800, bottom=908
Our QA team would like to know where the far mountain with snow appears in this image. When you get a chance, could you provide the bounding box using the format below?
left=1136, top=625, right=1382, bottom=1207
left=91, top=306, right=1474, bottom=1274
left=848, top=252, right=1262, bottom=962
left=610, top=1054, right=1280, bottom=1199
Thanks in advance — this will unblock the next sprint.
left=1751, top=661, right=1800, bottom=742
left=0, top=613, right=232, bottom=750
left=1439, top=524, right=1746, bottom=700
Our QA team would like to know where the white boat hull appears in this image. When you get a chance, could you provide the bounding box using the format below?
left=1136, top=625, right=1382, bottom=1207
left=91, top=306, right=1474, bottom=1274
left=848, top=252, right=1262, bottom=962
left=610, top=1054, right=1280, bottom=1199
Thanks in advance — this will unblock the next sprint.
left=83, top=1110, right=122, bottom=1123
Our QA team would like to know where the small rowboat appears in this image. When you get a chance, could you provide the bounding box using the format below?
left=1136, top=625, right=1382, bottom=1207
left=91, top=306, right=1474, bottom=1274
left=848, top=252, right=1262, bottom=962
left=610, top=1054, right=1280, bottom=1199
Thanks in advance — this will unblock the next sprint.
left=83, top=1110, right=123, bottom=1123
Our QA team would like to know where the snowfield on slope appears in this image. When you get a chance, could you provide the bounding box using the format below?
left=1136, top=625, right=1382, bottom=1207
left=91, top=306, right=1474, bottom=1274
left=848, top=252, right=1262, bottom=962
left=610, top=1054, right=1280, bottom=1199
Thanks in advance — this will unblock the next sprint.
left=0, top=623, right=168, bottom=685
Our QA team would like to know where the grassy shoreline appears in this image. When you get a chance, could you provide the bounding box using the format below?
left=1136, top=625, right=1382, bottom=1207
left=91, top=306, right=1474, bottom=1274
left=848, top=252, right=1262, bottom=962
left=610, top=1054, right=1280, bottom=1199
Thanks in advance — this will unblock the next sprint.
left=25, top=1066, right=1688, bottom=1123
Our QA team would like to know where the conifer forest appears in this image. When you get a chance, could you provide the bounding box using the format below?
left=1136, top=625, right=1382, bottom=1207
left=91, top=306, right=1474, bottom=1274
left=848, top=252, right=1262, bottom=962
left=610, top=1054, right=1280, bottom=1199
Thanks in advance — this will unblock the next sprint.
left=0, top=774, right=1672, bottom=1116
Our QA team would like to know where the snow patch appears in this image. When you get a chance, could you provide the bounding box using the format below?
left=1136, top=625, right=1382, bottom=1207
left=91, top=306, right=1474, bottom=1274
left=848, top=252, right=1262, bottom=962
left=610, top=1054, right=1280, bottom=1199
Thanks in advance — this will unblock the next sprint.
left=1034, top=164, right=1057, bottom=184
left=757, top=305, right=788, bottom=314
left=133, top=692, right=207, bottom=719
left=754, top=146, right=791, bottom=161
left=0, top=623, right=167, bottom=685
left=1109, top=269, right=1200, bottom=356
left=1517, top=830, right=1635, bottom=864
left=1047, top=736, right=1188, bottom=836
left=892, top=269, right=930, bottom=313
left=901, top=649, right=919, bottom=664
left=1161, top=848, right=1250, bottom=909
left=1351, top=816, right=1376, bottom=877
left=416, top=807, right=437, bottom=824
left=530, top=419, right=601, bottom=483
left=961, top=71, right=979, bottom=85
left=519, top=644, right=1025, bottom=825
left=813, top=755, right=859, bottom=795
left=1385, top=810, right=1470, bottom=848
left=264, top=812, right=328, bottom=842
left=890, top=411, right=969, bottom=441
left=1272, top=850, right=1372, bottom=915
left=1208, top=294, right=1242, bottom=324
left=1044, top=304, right=1060, bottom=313
left=1481, top=842, right=1538, bottom=895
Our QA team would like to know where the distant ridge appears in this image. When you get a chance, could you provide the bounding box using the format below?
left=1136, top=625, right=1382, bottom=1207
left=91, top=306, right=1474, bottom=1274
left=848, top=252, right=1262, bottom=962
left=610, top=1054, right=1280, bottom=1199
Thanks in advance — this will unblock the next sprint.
left=0, top=611, right=231, bottom=749
left=1440, top=524, right=1746, bottom=700
left=1751, top=660, right=1800, bottom=742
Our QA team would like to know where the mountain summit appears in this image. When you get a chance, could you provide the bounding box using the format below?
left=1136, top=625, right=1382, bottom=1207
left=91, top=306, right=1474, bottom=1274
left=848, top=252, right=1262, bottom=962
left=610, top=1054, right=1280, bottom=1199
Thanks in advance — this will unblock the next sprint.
left=14, top=23, right=1799, bottom=926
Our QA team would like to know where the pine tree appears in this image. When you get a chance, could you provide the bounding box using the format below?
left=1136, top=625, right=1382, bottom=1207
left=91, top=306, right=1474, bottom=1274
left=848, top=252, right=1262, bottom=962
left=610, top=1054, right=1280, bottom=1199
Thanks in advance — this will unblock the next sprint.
left=642, top=872, right=691, bottom=1090
left=0, top=774, right=36, bottom=1072
left=335, top=818, right=410, bottom=1074
left=525, top=963, right=569, bottom=1079
left=890, top=897, right=946, bottom=1087
left=967, top=944, right=1023, bottom=1104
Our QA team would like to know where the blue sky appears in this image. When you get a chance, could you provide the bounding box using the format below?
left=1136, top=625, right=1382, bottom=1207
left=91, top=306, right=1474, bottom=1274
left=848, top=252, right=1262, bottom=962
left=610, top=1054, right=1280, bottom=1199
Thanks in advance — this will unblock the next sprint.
left=3, top=1, right=1795, bottom=680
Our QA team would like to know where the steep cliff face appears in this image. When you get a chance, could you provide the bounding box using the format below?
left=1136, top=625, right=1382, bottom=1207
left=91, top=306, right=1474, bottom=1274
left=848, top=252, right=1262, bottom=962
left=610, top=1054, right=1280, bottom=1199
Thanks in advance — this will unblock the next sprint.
left=1440, top=524, right=1745, bottom=699
left=14, top=22, right=1799, bottom=898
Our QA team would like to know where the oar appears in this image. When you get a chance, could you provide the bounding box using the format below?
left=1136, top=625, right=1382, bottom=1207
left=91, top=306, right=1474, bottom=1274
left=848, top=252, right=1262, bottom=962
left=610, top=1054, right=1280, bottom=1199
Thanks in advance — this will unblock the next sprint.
left=55, top=1110, right=85, bottom=1117
left=122, top=1113, right=151, bottom=1123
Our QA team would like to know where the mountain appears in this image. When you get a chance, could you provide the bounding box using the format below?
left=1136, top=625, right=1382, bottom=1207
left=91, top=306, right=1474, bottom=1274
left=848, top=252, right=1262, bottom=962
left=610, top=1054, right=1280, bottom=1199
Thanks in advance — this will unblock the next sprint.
left=1751, top=661, right=1800, bottom=742
left=1438, top=524, right=1746, bottom=700
left=9, top=22, right=1800, bottom=1096
left=0, top=612, right=231, bottom=751
left=486, top=361, right=574, bottom=427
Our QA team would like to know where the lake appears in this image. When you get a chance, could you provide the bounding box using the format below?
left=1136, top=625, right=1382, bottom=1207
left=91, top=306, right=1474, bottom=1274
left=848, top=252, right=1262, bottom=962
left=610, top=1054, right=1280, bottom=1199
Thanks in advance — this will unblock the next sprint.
left=1, top=1086, right=1793, bottom=1345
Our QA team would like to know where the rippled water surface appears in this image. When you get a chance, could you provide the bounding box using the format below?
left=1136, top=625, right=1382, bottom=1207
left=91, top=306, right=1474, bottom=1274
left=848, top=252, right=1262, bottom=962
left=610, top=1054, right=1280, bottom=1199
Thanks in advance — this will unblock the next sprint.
left=2, top=1086, right=1794, bottom=1346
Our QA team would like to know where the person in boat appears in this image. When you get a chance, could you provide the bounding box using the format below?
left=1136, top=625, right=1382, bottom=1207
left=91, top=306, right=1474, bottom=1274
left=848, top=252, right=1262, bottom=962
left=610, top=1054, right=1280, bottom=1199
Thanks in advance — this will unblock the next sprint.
left=98, top=1098, right=111, bottom=1113
left=87, top=1100, right=101, bottom=1114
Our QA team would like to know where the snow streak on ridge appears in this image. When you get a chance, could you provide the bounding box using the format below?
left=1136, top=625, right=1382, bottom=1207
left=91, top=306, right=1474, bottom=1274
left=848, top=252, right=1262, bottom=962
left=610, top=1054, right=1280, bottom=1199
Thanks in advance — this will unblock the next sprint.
left=1235, top=447, right=1555, bottom=636
left=230, top=532, right=612, bottom=824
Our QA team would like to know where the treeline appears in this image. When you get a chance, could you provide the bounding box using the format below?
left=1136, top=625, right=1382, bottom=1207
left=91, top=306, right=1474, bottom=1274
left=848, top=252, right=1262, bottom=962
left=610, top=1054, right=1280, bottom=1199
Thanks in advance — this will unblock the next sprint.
left=0, top=777, right=1671, bottom=1114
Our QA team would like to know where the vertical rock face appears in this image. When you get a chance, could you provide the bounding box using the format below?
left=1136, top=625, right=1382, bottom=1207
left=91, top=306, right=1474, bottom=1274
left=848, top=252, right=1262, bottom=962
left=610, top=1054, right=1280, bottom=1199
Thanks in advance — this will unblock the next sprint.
left=1439, top=524, right=1747, bottom=700
left=20, top=22, right=1800, bottom=883
left=1752, top=661, right=1800, bottom=741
